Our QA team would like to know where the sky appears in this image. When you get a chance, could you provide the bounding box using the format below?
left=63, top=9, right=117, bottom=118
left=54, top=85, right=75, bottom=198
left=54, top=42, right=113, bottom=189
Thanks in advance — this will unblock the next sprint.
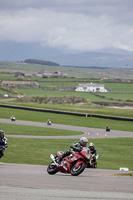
left=0, top=0, right=133, bottom=53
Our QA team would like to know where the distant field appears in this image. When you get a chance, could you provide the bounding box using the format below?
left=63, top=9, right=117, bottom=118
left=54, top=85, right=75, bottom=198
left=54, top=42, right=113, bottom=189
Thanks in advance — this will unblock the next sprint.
left=0, top=89, right=12, bottom=95
left=0, top=68, right=133, bottom=117
left=0, top=71, right=133, bottom=104
left=98, top=93, right=133, bottom=101
left=104, top=82, right=133, bottom=93
left=11, top=87, right=133, bottom=105
left=0, top=61, right=133, bottom=79
left=15, top=88, right=106, bottom=101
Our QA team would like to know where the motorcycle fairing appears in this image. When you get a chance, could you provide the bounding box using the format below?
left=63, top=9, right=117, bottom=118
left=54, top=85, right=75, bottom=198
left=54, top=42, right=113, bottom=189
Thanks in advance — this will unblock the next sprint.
left=76, top=160, right=84, bottom=168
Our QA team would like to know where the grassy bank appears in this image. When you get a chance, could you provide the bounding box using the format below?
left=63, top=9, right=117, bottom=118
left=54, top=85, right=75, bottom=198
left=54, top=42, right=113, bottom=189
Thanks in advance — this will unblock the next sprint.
left=0, top=101, right=133, bottom=118
left=0, top=123, right=82, bottom=136
left=1, top=138, right=133, bottom=171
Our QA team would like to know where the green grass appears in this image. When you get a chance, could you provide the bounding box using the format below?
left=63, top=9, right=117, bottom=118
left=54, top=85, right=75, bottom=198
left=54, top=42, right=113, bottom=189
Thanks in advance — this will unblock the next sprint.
left=117, top=173, right=133, bottom=176
left=1, top=138, right=133, bottom=171
left=1, top=101, right=133, bottom=118
left=0, top=89, right=12, bottom=95
left=13, top=88, right=104, bottom=101
left=0, top=107, right=133, bottom=132
left=104, top=82, right=133, bottom=93
left=0, top=123, right=82, bottom=136
left=98, top=93, right=133, bottom=101
left=1, top=85, right=132, bottom=106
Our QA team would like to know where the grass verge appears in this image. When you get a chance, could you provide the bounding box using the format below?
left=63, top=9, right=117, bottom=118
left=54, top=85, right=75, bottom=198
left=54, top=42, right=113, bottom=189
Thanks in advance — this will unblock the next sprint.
left=1, top=138, right=133, bottom=171
left=1, top=101, right=133, bottom=118
left=117, top=173, right=133, bottom=176
left=0, top=123, right=82, bottom=136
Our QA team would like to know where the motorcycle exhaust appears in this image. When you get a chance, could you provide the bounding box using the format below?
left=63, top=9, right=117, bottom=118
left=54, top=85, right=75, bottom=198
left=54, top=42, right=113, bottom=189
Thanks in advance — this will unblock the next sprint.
left=50, top=154, right=58, bottom=166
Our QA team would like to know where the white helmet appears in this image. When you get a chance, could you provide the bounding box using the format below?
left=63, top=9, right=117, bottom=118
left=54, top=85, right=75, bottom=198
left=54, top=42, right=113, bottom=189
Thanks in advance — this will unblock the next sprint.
left=80, top=137, right=88, bottom=147
left=89, top=142, right=94, bottom=150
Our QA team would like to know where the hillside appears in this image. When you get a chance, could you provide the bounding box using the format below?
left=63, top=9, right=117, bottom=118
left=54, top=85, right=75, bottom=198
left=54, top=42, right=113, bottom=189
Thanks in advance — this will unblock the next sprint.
left=24, top=59, right=60, bottom=66
left=0, top=41, right=133, bottom=68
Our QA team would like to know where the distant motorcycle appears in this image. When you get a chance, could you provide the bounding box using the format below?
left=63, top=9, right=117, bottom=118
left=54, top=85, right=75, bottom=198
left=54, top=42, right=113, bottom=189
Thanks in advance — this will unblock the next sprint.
left=87, top=154, right=99, bottom=168
left=47, top=147, right=91, bottom=176
left=11, top=116, right=15, bottom=121
left=47, top=120, right=52, bottom=125
left=106, top=127, right=110, bottom=132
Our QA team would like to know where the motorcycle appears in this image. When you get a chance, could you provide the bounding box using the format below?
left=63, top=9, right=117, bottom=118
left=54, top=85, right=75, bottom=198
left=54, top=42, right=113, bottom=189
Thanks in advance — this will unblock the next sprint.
left=87, top=153, right=99, bottom=168
left=0, top=139, right=8, bottom=159
left=47, top=120, right=52, bottom=125
left=47, top=147, right=91, bottom=176
left=11, top=117, right=15, bottom=121
left=106, top=127, right=110, bottom=132
left=0, top=146, right=6, bottom=159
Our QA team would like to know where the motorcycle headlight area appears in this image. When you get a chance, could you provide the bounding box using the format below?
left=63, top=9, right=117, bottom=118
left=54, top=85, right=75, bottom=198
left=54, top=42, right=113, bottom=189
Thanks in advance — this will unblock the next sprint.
left=85, top=153, right=90, bottom=159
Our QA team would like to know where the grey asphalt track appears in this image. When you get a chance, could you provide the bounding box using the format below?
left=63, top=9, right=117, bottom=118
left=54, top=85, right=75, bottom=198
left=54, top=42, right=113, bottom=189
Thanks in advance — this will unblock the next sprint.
left=0, top=163, right=133, bottom=200
left=0, top=118, right=133, bottom=199
left=0, top=118, right=133, bottom=139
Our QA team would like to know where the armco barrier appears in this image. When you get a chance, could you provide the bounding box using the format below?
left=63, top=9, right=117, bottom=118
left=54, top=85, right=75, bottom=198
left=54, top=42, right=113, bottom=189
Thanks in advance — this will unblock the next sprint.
left=92, top=114, right=133, bottom=121
left=0, top=104, right=133, bottom=121
left=0, top=104, right=88, bottom=117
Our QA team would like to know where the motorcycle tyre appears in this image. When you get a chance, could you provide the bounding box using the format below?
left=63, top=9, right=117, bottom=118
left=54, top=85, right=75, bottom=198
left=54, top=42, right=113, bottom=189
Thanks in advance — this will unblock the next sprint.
left=70, top=162, right=86, bottom=176
left=47, top=162, right=58, bottom=175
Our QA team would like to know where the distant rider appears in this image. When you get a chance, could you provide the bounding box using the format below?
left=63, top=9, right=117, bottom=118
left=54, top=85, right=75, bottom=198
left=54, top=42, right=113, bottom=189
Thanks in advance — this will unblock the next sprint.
left=106, top=125, right=110, bottom=131
left=0, top=130, right=8, bottom=159
left=58, top=137, right=88, bottom=165
left=11, top=115, right=15, bottom=121
left=47, top=119, right=52, bottom=125
left=88, top=142, right=97, bottom=163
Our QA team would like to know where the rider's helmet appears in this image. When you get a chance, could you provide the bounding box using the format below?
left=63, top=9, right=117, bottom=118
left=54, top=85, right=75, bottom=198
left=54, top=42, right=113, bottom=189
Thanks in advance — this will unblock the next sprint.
left=89, top=142, right=94, bottom=150
left=0, top=130, right=5, bottom=139
left=80, top=137, right=88, bottom=147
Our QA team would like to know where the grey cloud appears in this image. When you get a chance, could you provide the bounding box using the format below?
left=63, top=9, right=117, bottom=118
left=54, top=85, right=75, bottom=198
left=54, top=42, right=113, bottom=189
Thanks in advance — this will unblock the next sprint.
left=0, top=0, right=133, bottom=52
left=1, top=0, right=133, bottom=26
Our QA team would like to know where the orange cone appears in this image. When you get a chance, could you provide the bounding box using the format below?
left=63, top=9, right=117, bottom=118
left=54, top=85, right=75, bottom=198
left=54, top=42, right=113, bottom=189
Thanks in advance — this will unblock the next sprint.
left=96, top=133, right=99, bottom=137
left=105, top=133, right=107, bottom=138
left=88, top=132, right=90, bottom=136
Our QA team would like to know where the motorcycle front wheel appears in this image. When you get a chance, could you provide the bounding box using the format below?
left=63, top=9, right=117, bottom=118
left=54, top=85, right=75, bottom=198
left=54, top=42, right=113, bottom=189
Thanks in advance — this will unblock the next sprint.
left=47, top=162, right=58, bottom=175
left=70, top=162, right=86, bottom=176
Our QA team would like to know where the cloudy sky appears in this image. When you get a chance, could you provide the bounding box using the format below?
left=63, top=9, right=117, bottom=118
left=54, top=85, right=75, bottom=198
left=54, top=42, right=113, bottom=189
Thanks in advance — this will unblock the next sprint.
left=0, top=0, right=133, bottom=53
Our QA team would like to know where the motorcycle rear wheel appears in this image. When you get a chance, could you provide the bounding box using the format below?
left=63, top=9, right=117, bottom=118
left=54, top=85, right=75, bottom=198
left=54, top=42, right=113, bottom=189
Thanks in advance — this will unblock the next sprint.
left=70, top=162, right=86, bottom=176
left=47, top=162, right=58, bottom=175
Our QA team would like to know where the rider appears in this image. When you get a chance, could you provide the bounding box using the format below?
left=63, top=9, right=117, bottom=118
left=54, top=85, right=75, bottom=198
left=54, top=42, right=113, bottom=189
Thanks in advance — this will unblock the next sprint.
left=106, top=125, right=110, bottom=131
left=47, top=119, right=51, bottom=125
left=88, top=142, right=97, bottom=163
left=0, top=130, right=8, bottom=158
left=58, top=137, right=88, bottom=165
left=11, top=115, right=15, bottom=121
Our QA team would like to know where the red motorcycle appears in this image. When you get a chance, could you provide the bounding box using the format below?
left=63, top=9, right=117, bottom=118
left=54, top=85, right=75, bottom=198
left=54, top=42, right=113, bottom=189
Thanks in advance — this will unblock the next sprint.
left=47, top=147, right=90, bottom=176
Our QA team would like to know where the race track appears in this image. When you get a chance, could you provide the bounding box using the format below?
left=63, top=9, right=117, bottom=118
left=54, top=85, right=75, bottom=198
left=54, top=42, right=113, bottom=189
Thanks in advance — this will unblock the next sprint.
left=0, top=118, right=133, bottom=139
left=0, top=163, right=133, bottom=200
left=0, top=118, right=133, bottom=199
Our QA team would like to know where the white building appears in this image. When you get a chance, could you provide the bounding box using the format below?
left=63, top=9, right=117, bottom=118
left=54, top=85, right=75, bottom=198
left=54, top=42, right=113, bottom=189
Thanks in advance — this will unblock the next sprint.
left=75, top=83, right=108, bottom=93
